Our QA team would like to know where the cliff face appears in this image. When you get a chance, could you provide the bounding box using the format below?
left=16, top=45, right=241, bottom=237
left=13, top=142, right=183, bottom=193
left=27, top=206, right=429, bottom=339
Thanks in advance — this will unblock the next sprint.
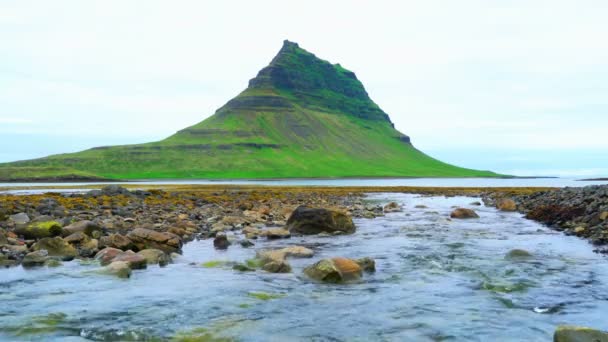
left=0, top=40, right=498, bottom=181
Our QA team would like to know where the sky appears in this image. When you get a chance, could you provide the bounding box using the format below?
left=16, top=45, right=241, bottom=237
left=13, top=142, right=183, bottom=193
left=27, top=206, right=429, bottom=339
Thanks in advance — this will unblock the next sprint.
left=1, top=0, right=607, bottom=177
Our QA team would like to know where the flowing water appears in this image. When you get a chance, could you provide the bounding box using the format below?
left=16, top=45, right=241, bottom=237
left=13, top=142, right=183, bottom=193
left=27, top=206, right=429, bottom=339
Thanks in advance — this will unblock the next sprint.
left=1, top=193, right=607, bottom=341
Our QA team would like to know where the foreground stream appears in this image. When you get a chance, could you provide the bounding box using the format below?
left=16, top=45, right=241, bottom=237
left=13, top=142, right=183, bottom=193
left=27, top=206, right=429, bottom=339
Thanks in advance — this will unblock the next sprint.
left=1, top=193, right=607, bottom=341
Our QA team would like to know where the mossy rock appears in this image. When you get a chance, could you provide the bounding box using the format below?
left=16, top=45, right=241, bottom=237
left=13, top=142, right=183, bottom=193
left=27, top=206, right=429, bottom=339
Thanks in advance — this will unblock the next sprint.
left=32, top=237, right=77, bottom=261
left=15, top=221, right=63, bottom=239
left=304, top=257, right=362, bottom=283
left=505, top=249, right=533, bottom=260
left=554, top=325, right=608, bottom=342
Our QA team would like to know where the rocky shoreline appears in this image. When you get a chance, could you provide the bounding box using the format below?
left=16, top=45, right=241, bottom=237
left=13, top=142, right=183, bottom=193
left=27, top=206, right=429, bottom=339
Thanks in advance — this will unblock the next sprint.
left=483, top=184, right=608, bottom=253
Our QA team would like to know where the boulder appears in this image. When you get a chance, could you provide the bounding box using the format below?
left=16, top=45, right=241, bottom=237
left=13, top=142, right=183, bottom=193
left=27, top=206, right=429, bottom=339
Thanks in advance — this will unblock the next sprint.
left=14, top=221, right=63, bottom=239
left=554, top=325, right=608, bottom=342
left=95, top=247, right=124, bottom=265
left=383, top=202, right=402, bottom=213
left=213, top=234, right=230, bottom=250
left=22, top=250, right=49, bottom=267
left=32, top=237, right=77, bottom=261
left=256, top=249, right=292, bottom=273
left=505, top=249, right=533, bottom=260
left=286, top=206, right=355, bottom=235
left=9, top=213, right=30, bottom=225
left=450, top=208, right=479, bottom=219
left=99, top=234, right=134, bottom=251
left=304, top=257, right=363, bottom=283
left=112, top=251, right=147, bottom=270
left=497, top=198, right=517, bottom=212
left=137, top=249, right=170, bottom=266
left=62, top=220, right=103, bottom=238
left=127, top=228, right=182, bottom=253
left=102, top=261, right=132, bottom=278
left=262, top=261, right=292, bottom=273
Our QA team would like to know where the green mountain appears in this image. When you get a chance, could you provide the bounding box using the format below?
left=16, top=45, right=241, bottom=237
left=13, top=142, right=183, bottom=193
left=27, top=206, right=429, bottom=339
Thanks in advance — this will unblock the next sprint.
left=0, top=40, right=499, bottom=181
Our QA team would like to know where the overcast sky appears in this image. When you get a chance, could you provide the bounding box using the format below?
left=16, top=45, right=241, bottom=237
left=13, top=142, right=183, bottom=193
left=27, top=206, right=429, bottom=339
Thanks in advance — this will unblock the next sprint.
left=1, top=0, right=607, bottom=176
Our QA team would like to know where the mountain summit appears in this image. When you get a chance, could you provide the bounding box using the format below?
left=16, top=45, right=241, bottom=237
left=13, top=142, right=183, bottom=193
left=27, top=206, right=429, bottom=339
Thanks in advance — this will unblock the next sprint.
left=0, top=41, right=497, bottom=181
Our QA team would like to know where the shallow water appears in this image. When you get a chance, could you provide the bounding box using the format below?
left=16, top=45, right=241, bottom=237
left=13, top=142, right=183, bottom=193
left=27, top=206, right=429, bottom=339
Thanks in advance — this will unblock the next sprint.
left=1, top=177, right=608, bottom=195
left=1, top=193, right=607, bottom=341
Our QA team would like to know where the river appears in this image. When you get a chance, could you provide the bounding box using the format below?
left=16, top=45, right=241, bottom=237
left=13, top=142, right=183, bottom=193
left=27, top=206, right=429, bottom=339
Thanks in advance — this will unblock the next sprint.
left=1, top=193, right=607, bottom=341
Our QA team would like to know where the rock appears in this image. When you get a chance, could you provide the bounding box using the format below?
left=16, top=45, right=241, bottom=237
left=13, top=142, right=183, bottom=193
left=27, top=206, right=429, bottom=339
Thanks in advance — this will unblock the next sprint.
left=32, top=237, right=77, bottom=261
left=112, top=251, right=147, bottom=270
left=9, top=213, right=30, bottom=225
left=14, top=221, right=63, bottom=239
left=102, top=261, right=132, bottom=278
left=62, top=220, right=103, bottom=238
left=286, top=206, right=356, bottom=235
left=262, top=261, right=292, bottom=273
left=554, top=325, right=608, bottom=342
left=0, top=231, right=7, bottom=246
left=505, top=249, right=533, bottom=260
left=22, top=250, right=49, bottom=267
left=355, top=257, right=376, bottom=272
left=414, top=205, right=428, bottom=209
left=304, top=257, right=363, bottom=283
left=239, top=240, right=255, bottom=248
left=100, top=185, right=131, bottom=196
left=470, top=201, right=482, bottom=206
left=279, top=246, right=314, bottom=258
left=78, top=238, right=99, bottom=258
left=383, top=202, right=402, bottom=213
left=450, top=208, right=479, bottom=219
left=99, top=234, right=134, bottom=251
left=127, top=228, right=182, bottom=253
left=213, top=234, right=230, bottom=250
left=574, top=226, right=586, bottom=234
left=137, top=249, right=170, bottom=266
left=497, top=198, right=517, bottom=212
left=262, top=228, right=291, bottom=239
left=256, top=249, right=292, bottom=273
left=95, top=247, right=124, bottom=265
left=600, top=211, right=608, bottom=221
left=64, top=232, right=89, bottom=244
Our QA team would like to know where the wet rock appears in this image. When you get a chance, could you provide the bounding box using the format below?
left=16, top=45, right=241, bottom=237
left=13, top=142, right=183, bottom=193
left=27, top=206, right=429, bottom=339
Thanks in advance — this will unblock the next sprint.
left=9, top=213, right=30, bottom=225
left=287, top=206, right=355, bottom=235
left=14, top=221, right=63, bottom=239
left=213, top=234, right=230, bottom=250
left=99, top=234, right=134, bottom=251
left=470, top=201, right=482, bottom=206
left=450, top=208, right=479, bottom=219
left=32, top=237, right=77, bottom=261
left=304, top=257, right=363, bottom=283
left=256, top=249, right=292, bottom=273
left=127, top=228, right=182, bottom=253
left=78, top=239, right=99, bottom=258
left=414, top=205, right=428, bottom=209
left=239, top=239, right=255, bottom=248
left=0, top=253, right=17, bottom=268
left=505, top=249, right=533, bottom=260
left=355, top=257, right=376, bottom=272
left=554, top=325, right=608, bottom=342
left=102, top=261, right=132, bottom=278
left=262, top=228, right=291, bottom=239
left=95, top=247, right=124, bottom=265
left=0, top=231, right=7, bottom=246
left=62, top=220, right=103, bottom=238
left=112, top=251, right=147, bottom=270
left=383, top=202, right=402, bottom=213
left=232, top=263, right=255, bottom=272
left=262, top=261, right=292, bottom=273
left=44, top=259, right=63, bottom=267
left=279, top=246, right=314, bottom=258
left=22, top=250, right=49, bottom=267
left=137, top=249, right=170, bottom=266
left=497, top=198, right=517, bottom=212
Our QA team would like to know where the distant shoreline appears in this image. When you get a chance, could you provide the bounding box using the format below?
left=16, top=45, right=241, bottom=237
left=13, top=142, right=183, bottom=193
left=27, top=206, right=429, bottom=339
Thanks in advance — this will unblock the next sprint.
left=0, top=175, right=558, bottom=184
left=578, top=178, right=608, bottom=181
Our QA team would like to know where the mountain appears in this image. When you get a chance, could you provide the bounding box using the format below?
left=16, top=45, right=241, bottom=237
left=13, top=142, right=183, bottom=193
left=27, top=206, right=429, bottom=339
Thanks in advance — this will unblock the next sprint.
left=0, top=40, right=499, bottom=181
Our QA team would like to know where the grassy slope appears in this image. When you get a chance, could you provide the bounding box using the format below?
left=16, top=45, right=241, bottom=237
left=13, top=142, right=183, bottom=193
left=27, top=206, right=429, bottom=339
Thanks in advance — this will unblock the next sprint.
left=0, top=42, right=500, bottom=180
left=0, top=90, right=497, bottom=180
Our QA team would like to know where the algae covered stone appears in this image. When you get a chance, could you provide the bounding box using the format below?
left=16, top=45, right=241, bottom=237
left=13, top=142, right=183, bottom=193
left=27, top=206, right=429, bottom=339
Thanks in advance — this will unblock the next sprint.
left=450, top=208, right=479, bottom=219
left=304, top=257, right=363, bottom=283
left=287, top=206, right=355, bottom=235
left=554, top=325, right=608, bottom=342
left=32, top=237, right=77, bottom=261
left=15, top=221, right=63, bottom=239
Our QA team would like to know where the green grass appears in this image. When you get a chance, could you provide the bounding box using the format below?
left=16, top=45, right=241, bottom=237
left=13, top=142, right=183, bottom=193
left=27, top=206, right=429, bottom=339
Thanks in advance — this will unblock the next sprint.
left=0, top=41, right=501, bottom=181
